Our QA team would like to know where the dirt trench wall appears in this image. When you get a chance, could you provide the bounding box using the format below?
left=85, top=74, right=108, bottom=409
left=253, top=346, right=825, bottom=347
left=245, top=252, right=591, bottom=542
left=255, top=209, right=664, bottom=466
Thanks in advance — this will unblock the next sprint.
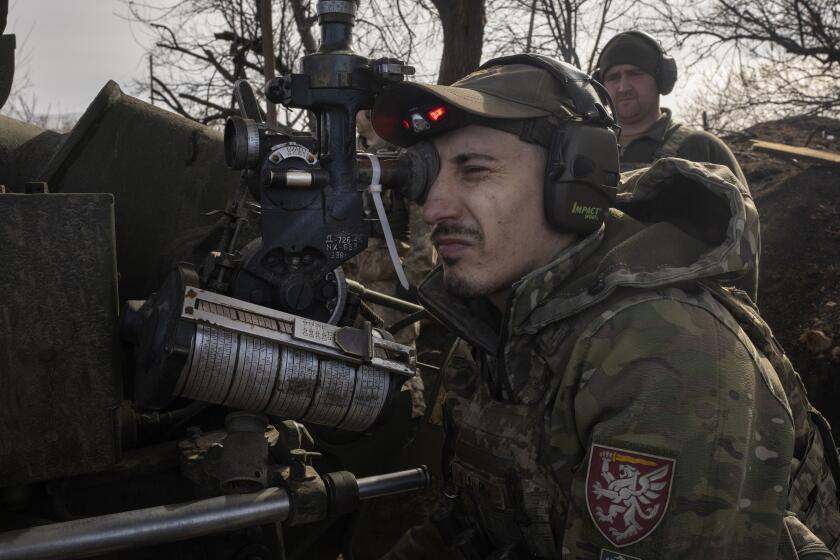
left=730, top=116, right=840, bottom=431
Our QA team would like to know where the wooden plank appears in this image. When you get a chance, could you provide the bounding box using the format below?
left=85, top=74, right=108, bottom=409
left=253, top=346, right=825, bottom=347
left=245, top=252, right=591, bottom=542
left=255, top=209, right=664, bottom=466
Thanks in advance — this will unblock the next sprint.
left=751, top=139, right=840, bottom=166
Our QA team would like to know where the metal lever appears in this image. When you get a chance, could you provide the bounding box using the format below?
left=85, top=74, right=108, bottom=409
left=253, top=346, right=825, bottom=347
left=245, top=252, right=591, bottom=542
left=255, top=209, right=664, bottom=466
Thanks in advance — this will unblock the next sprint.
left=233, top=79, right=267, bottom=122
left=0, top=467, right=431, bottom=560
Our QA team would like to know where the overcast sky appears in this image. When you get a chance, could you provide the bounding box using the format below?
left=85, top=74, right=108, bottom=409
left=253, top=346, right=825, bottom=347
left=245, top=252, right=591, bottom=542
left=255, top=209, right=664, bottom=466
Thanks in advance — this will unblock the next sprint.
left=6, top=0, right=151, bottom=116
left=4, top=1, right=693, bottom=121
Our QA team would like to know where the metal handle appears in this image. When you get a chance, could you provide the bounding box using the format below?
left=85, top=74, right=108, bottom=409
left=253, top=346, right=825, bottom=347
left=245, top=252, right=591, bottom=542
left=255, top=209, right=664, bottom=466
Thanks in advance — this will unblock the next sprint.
left=0, top=467, right=430, bottom=560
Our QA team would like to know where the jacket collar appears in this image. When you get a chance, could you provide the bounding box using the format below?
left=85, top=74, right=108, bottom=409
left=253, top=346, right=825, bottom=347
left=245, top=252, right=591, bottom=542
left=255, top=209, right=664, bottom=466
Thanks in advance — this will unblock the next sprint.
left=418, top=157, right=755, bottom=349
left=417, top=227, right=605, bottom=355
left=641, top=107, right=674, bottom=142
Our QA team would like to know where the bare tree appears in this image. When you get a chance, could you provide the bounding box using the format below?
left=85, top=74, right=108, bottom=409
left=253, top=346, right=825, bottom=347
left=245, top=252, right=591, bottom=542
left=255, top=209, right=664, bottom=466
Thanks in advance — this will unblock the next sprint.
left=126, top=0, right=443, bottom=127
left=653, top=0, right=840, bottom=127
left=126, top=0, right=312, bottom=126
left=485, top=0, right=646, bottom=73
left=130, top=0, right=667, bottom=125
left=432, top=0, right=485, bottom=84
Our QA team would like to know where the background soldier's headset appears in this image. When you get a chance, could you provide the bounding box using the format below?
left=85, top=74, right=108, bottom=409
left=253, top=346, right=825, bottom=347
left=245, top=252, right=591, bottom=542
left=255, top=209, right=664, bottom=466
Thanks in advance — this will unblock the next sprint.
left=592, top=31, right=678, bottom=95
left=376, top=53, right=621, bottom=234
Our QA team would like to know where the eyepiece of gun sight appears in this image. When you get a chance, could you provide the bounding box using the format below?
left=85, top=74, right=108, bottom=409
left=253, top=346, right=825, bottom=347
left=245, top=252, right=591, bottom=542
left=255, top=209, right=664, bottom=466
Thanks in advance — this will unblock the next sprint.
left=317, top=0, right=358, bottom=52
left=317, top=0, right=358, bottom=18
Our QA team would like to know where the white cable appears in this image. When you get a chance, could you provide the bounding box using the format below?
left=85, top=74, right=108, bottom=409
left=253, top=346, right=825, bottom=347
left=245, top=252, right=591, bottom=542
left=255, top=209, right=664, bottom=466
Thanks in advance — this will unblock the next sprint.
left=364, top=153, right=410, bottom=290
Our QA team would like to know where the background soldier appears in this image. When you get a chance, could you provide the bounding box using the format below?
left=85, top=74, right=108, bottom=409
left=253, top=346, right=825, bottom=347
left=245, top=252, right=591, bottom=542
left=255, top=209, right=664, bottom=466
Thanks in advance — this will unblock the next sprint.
left=594, top=31, right=747, bottom=185
left=369, top=54, right=836, bottom=559
left=595, top=31, right=759, bottom=300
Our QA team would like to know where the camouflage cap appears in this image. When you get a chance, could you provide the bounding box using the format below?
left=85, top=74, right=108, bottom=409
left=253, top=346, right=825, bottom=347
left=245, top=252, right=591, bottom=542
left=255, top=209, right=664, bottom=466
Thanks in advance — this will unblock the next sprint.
left=372, top=63, right=578, bottom=147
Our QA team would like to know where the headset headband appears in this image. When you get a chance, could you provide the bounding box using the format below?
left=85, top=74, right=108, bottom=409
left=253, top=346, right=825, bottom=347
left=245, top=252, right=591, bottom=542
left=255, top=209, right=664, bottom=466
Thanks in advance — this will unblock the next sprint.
left=599, top=31, right=667, bottom=60
left=478, top=53, right=618, bottom=129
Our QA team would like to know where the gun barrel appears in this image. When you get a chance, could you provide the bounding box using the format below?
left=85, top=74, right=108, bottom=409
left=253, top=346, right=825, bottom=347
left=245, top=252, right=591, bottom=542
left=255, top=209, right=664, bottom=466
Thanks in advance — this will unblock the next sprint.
left=0, top=468, right=430, bottom=560
left=358, top=466, right=431, bottom=500
left=0, top=488, right=291, bottom=560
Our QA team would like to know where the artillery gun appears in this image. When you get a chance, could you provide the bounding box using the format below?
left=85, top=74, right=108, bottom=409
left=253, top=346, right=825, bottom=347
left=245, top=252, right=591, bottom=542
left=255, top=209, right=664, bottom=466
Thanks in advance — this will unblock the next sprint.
left=0, top=2, right=438, bottom=558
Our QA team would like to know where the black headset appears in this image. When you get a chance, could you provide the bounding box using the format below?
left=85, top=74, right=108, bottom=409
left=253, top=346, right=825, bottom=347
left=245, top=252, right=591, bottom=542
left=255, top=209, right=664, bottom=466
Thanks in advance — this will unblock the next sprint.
left=475, top=53, right=620, bottom=234
left=396, top=54, right=620, bottom=234
left=593, top=31, right=678, bottom=95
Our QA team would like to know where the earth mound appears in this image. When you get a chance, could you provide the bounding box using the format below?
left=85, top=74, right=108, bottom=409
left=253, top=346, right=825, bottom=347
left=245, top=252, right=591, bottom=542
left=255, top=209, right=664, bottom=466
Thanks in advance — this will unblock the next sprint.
left=727, top=116, right=840, bottom=429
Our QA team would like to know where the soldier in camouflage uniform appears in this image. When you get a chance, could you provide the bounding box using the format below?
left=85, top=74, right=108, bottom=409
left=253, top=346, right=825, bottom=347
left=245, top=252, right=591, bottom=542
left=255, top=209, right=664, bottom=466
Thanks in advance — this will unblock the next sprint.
left=594, top=32, right=758, bottom=301
left=369, top=55, right=838, bottom=559
left=594, top=32, right=746, bottom=183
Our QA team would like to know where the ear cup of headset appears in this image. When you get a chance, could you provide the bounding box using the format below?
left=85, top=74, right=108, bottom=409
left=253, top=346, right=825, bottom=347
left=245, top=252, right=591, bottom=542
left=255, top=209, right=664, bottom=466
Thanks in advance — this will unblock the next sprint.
left=467, top=53, right=621, bottom=233
left=543, top=123, right=619, bottom=233
left=479, top=54, right=620, bottom=233
left=657, top=53, right=678, bottom=95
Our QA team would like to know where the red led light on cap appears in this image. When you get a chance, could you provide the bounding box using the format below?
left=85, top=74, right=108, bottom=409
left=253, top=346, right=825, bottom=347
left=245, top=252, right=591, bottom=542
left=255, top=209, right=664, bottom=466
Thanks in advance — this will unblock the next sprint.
left=428, top=107, right=446, bottom=121
left=402, top=119, right=410, bottom=129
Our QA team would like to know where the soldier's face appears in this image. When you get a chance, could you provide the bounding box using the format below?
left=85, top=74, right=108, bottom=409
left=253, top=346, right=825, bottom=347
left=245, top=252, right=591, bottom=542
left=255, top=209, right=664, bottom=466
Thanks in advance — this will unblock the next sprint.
left=356, top=110, right=373, bottom=135
left=356, top=110, right=384, bottom=148
left=602, top=64, right=660, bottom=125
left=422, top=125, right=575, bottom=306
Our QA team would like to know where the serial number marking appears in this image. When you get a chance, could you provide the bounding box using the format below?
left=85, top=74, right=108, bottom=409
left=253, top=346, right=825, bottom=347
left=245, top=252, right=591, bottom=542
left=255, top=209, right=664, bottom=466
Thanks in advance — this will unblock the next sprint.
left=325, top=232, right=362, bottom=259
left=269, top=143, right=315, bottom=162
left=294, top=317, right=338, bottom=347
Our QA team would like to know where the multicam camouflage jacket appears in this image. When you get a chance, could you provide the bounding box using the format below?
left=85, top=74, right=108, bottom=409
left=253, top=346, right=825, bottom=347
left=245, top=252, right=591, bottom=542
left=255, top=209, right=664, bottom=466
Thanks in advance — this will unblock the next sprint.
left=617, top=112, right=759, bottom=302
left=618, top=109, right=747, bottom=188
left=387, top=159, right=838, bottom=560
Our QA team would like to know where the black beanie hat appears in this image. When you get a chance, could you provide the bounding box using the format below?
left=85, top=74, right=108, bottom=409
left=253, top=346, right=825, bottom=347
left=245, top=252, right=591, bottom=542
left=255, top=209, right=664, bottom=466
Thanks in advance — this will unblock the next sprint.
left=596, top=32, right=661, bottom=78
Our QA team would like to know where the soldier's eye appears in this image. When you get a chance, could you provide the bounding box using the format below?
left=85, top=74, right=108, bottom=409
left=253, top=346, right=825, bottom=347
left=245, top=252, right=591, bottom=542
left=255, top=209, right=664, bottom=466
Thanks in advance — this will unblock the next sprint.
left=463, top=167, right=489, bottom=178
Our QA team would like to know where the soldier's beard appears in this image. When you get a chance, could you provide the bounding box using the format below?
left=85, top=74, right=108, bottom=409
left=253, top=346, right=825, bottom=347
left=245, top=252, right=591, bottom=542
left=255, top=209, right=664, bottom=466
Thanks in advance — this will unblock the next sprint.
left=431, top=222, right=492, bottom=298
left=442, top=264, right=515, bottom=305
left=442, top=267, right=483, bottom=299
left=616, top=97, right=641, bottom=122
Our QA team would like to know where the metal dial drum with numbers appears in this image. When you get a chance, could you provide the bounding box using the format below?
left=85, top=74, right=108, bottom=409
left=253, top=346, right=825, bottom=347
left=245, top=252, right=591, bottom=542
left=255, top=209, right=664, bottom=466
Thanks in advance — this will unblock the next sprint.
left=174, top=288, right=414, bottom=432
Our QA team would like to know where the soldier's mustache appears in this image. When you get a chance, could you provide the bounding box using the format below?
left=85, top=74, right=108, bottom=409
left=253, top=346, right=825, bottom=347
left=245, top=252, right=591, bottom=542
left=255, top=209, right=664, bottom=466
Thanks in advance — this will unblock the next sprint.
left=430, top=223, right=484, bottom=244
